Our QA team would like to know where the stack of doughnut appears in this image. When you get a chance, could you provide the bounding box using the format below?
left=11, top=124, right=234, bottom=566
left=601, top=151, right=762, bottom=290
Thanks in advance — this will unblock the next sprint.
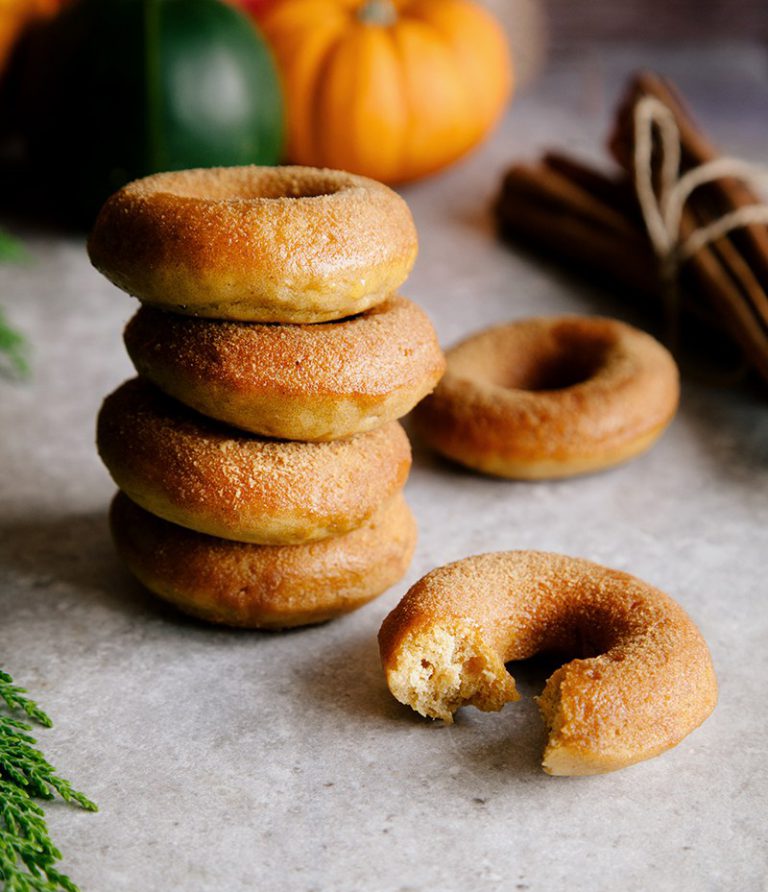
left=89, top=166, right=445, bottom=629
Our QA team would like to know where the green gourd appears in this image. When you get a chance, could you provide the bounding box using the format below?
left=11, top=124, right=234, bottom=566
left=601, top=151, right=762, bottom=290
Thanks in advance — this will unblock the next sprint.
left=20, top=0, right=284, bottom=223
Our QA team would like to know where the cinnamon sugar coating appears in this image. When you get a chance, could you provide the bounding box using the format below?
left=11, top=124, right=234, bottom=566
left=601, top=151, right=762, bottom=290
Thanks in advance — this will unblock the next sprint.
left=379, top=551, right=717, bottom=775
left=123, top=296, right=445, bottom=440
left=111, top=491, right=417, bottom=629
left=88, top=166, right=418, bottom=323
left=97, top=379, right=411, bottom=545
left=414, top=316, right=679, bottom=479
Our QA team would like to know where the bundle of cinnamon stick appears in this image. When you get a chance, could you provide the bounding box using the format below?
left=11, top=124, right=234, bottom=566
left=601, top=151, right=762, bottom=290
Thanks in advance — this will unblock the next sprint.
left=496, top=71, right=768, bottom=388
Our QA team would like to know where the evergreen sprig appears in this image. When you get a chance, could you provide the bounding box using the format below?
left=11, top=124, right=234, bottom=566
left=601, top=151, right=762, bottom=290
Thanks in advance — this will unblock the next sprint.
left=0, top=670, right=96, bottom=892
left=0, top=674, right=51, bottom=729
left=0, top=231, right=28, bottom=264
left=0, top=310, right=30, bottom=380
left=0, top=228, right=31, bottom=380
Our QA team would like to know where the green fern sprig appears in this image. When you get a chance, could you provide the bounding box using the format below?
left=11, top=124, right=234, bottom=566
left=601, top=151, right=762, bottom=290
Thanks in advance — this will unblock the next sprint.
left=0, top=310, right=30, bottom=380
left=0, top=672, right=52, bottom=728
left=0, top=228, right=31, bottom=380
left=0, top=670, right=96, bottom=892
left=0, top=231, right=28, bottom=264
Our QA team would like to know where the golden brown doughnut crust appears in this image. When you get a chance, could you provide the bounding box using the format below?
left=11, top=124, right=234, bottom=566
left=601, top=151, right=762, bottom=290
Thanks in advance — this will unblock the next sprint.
left=379, top=551, right=717, bottom=775
left=414, top=316, right=680, bottom=479
left=97, top=379, right=412, bottom=545
left=123, top=296, right=445, bottom=441
left=88, top=166, right=418, bottom=323
left=110, top=491, right=417, bottom=629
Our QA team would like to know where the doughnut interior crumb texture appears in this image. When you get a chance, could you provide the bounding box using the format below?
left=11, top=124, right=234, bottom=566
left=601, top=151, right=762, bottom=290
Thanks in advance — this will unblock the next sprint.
left=414, top=315, right=680, bottom=479
left=378, top=551, right=717, bottom=775
left=385, top=623, right=519, bottom=722
left=87, top=166, right=418, bottom=323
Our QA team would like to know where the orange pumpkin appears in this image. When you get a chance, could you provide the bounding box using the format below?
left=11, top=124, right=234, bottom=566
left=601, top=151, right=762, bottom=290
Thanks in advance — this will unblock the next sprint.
left=260, top=0, right=513, bottom=183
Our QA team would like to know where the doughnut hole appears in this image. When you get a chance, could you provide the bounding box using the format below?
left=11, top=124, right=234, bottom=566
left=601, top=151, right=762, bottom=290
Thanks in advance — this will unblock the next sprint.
left=450, top=322, right=616, bottom=394
left=146, top=166, right=354, bottom=201
left=500, top=341, right=608, bottom=391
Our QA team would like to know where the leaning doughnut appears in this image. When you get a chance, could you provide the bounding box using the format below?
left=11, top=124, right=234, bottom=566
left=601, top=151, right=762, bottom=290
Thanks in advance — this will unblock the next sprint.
left=414, top=316, right=679, bottom=479
left=379, top=551, right=717, bottom=775
left=97, top=379, right=411, bottom=545
left=123, top=296, right=445, bottom=441
left=88, top=166, right=418, bottom=323
left=111, top=491, right=417, bottom=629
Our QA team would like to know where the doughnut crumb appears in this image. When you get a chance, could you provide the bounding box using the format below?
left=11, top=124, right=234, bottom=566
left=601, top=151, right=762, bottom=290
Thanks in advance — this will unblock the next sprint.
left=386, top=624, right=519, bottom=722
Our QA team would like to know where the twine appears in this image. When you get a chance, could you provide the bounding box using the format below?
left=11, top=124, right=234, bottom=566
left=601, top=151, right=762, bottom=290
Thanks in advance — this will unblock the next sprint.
left=633, top=95, right=768, bottom=359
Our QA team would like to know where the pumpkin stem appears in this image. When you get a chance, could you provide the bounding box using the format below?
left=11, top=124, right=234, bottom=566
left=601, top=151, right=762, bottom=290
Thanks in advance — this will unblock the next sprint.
left=358, top=0, right=397, bottom=26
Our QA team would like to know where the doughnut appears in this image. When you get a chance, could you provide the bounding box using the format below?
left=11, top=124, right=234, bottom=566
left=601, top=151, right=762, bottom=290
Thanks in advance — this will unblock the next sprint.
left=87, top=166, right=418, bottom=323
left=414, top=316, right=679, bottom=479
left=379, top=551, right=717, bottom=775
left=110, top=491, right=417, bottom=629
left=97, top=378, right=411, bottom=545
left=123, top=296, right=446, bottom=441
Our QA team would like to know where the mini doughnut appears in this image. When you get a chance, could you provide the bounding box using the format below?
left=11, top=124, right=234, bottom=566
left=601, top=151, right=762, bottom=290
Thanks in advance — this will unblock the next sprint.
left=88, top=166, right=418, bottom=323
left=123, top=297, right=446, bottom=441
left=97, top=378, right=411, bottom=545
left=110, top=491, right=417, bottom=629
left=379, top=551, right=717, bottom=775
left=414, top=316, right=679, bottom=479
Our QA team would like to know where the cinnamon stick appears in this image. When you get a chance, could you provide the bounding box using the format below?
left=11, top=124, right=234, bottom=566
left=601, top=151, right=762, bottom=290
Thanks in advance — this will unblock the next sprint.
left=497, top=183, right=659, bottom=299
left=499, top=163, right=638, bottom=238
left=541, top=152, right=642, bottom=224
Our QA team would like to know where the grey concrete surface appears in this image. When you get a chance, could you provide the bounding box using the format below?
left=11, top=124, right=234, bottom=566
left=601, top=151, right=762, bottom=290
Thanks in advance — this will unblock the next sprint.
left=1, top=45, right=766, bottom=892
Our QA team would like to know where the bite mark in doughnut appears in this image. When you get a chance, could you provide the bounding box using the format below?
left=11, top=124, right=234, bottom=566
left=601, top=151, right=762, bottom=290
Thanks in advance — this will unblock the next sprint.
left=414, top=316, right=680, bottom=479
left=111, top=491, right=417, bottom=629
left=97, top=379, right=411, bottom=545
left=123, top=296, right=445, bottom=441
left=378, top=551, right=717, bottom=775
left=88, top=166, right=418, bottom=323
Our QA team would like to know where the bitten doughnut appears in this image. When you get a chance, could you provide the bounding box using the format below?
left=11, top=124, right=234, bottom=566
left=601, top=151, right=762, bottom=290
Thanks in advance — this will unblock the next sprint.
left=111, top=491, right=417, bottom=629
left=97, top=379, right=411, bottom=545
left=88, top=166, right=418, bottom=323
left=414, top=316, right=679, bottom=479
left=379, top=552, right=717, bottom=775
left=123, top=297, right=445, bottom=441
